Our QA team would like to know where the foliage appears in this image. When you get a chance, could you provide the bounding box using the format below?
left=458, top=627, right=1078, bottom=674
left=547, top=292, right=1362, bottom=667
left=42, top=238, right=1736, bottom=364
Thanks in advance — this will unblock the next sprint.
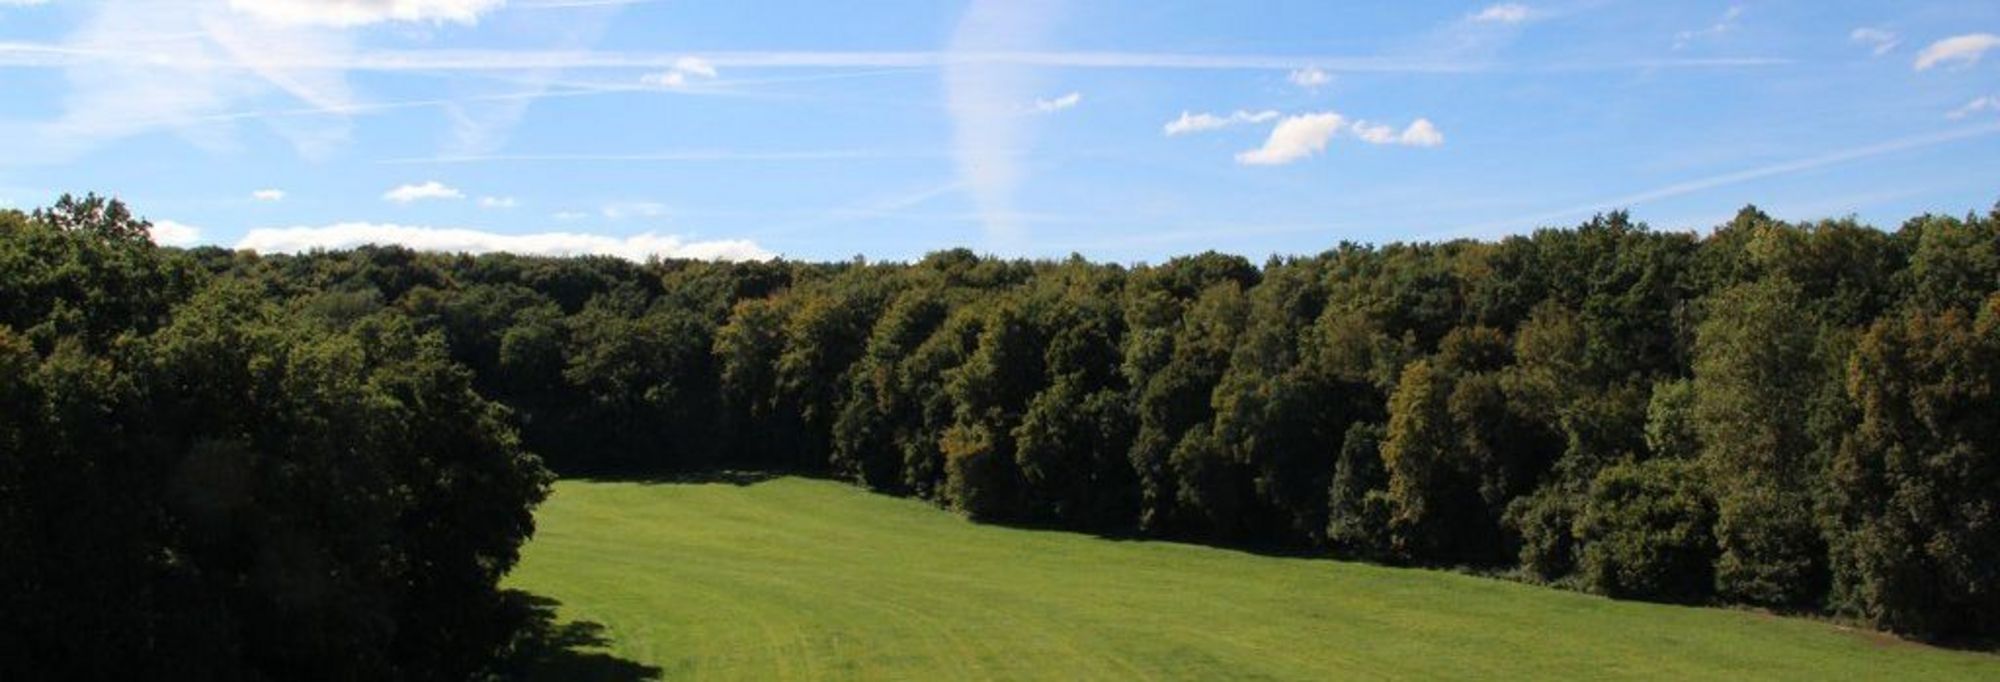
left=1830, top=294, right=2000, bottom=638
left=1573, top=458, right=1717, bottom=602
left=10, top=193, right=2000, bottom=656
left=0, top=208, right=550, bottom=679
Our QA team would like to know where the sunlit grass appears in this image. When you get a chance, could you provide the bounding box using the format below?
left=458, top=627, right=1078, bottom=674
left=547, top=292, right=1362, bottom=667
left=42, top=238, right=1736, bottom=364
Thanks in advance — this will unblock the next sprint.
left=508, top=477, right=1998, bottom=680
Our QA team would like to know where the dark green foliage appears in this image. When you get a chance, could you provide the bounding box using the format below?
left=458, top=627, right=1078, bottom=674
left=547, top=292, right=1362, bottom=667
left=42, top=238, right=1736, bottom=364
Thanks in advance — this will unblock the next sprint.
left=1382, top=360, right=1491, bottom=562
left=561, top=298, right=720, bottom=472
left=1505, top=484, right=1581, bottom=581
left=1694, top=278, right=1828, bottom=607
left=1643, top=378, right=1699, bottom=461
left=941, top=422, right=1018, bottom=520
left=0, top=207, right=551, bottom=680
left=1830, top=295, right=2000, bottom=638
left=1574, top=458, right=1717, bottom=602
left=1326, top=422, right=1392, bottom=558
left=0, top=198, right=199, bottom=351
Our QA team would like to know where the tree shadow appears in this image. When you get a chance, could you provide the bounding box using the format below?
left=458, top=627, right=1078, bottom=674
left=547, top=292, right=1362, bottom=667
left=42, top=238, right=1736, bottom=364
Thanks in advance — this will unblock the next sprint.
left=568, top=468, right=783, bottom=487
left=486, top=590, right=662, bottom=681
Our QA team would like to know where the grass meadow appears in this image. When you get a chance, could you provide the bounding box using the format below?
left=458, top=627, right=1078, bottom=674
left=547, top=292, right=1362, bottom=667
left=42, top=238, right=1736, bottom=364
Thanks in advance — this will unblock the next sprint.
left=505, top=477, right=2000, bottom=680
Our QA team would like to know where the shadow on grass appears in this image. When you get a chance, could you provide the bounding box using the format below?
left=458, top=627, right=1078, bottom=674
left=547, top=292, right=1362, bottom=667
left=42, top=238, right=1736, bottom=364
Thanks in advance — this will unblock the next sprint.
left=488, top=591, right=662, bottom=681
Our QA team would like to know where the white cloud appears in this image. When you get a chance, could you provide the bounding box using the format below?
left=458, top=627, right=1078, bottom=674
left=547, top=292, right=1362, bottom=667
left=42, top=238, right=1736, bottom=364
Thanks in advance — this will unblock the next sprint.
left=671, top=56, right=717, bottom=78
left=225, top=0, right=504, bottom=28
left=1226, top=112, right=1443, bottom=164
left=1674, top=5, right=1743, bottom=49
left=1163, top=109, right=1280, bottom=135
left=1347, top=118, right=1445, bottom=147
left=641, top=55, right=720, bottom=88
left=1850, top=27, right=1900, bottom=57
left=1033, top=91, right=1081, bottom=113
left=1288, top=67, right=1332, bottom=89
left=600, top=201, right=667, bottom=220
left=151, top=220, right=203, bottom=246
left=1236, top=113, right=1345, bottom=166
left=478, top=195, right=518, bottom=208
left=1915, top=33, right=2000, bottom=71
left=1397, top=118, right=1444, bottom=147
left=1948, top=95, right=2000, bottom=119
left=251, top=188, right=286, bottom=201
left=1471, top=3, right=1530, bottom=24
left=236, top=223, right=774, bottom=261
left=1348, top=120, right=1395, bottom=145
left=383, top=181, right=464, bottom=203
left=639, top=71, right=689, bottom=88
left=551, top=210, right=589, bottom=222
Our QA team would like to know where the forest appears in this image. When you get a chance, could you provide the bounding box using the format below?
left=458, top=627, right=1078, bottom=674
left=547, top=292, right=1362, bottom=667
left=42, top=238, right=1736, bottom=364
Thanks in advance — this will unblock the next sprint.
left=3, top=193, right=1997, bottom=678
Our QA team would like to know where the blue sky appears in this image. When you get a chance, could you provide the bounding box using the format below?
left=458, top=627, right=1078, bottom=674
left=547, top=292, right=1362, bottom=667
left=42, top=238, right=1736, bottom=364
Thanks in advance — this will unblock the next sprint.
left=1, top=0, right=1997, bottom=262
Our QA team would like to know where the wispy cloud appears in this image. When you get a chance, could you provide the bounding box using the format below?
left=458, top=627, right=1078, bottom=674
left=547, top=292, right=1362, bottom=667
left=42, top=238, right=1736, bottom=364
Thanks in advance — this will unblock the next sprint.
left=753, top=181, right=966, bottom=238
left=383, top=180, right=464, bottom=203
left=1163, top=110, right=1279, bottom=136
left=1915, top=33, right=2000, bottom=71
left=1033, top=91, right=1082, bottom=113
left=670, top=56, right=717, bottom=78
left=640, top=56, right=720, bottom=88
left=1287, top=66, right=1331, bottom=89
left=1947, top=96, right=2000, bottom=120
left=943, top=0, right=1064, bottom=250
left=513, top=0, right=662, bottom=8
left=251, top=188, right=286, bottom=201
left=1850, top=27, right=1899, bottom=57
left=13, top=2, right=349, bottom=164
left=378, top=149, right=950, bottom=164
left=226, top=0, right=504, bottom=27
left=0, top=41, right=1790, bottom=74
left=478, top=195, right=517, bottom=208
left=1453, top=121, right=2000, bottom=237
left=1470, top=3, right=1530, bottom=25
left=236, top=223, right=774, bottom=261
left=600, top=201, right=667, bottom=220
left=1674, top=5, right=1743, bottom=50
left=0, top=0, right=583, bottom=164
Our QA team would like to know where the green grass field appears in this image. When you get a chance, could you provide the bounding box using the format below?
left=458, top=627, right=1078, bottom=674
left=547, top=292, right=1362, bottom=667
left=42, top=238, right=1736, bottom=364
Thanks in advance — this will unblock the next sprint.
left=505, top=477, right=2000, bottom=680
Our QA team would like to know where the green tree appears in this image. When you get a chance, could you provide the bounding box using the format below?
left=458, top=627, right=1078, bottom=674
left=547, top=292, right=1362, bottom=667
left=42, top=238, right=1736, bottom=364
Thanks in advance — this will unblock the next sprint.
left=1574, top=458, right=1717, bottom=602
left=1693, top=278, right=1826, bottom=606
left=1829, top=295, right=2000, bottom=638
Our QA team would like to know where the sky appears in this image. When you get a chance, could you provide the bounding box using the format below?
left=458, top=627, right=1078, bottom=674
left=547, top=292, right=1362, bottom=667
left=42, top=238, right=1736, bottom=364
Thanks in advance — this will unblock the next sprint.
left=0, top=0, right=1997, bottom=263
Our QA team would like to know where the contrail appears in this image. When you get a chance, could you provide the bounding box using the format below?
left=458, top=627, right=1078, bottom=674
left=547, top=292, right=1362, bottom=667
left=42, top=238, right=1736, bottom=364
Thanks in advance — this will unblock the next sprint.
left=1444, top=121, right=2000, bottom=238
left=0, top=42, right=1788, bottom=74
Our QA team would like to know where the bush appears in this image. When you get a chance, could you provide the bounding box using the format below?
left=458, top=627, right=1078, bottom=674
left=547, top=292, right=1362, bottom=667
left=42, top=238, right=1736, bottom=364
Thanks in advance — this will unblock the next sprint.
left=1573, top=458, right=1716, bottom=602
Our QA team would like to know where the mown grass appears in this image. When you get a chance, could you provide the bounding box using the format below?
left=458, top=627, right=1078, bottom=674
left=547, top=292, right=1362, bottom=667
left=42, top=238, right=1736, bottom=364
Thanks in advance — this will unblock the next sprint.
left=505, top=477, right=1999, bottom=680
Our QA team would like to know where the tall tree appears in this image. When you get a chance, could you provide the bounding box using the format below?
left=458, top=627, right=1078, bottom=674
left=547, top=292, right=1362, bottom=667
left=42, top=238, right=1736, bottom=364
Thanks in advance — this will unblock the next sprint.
left=1830, top=294, right=2000, bottom=639
left=1693, top=278, right=1826, bottom=606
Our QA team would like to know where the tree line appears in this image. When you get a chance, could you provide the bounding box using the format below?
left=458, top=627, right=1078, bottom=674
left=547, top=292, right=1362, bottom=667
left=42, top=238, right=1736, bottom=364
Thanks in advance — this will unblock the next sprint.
left=3, top=195, right=1997, bottom=677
